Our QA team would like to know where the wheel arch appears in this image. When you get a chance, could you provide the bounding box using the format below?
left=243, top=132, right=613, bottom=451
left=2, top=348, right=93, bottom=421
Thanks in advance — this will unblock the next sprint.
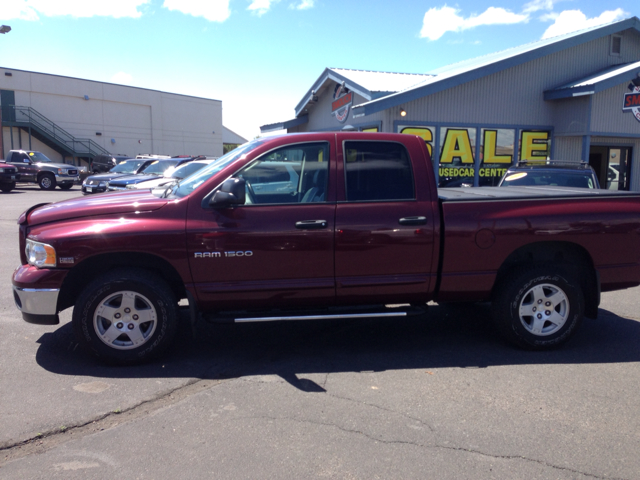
left=58, top=252, right=187, bottom=312
left=494, top=241, right=600, bottom=319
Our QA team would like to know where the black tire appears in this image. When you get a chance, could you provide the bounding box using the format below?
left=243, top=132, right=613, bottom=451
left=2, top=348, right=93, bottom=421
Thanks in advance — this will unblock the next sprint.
left=0, top=182, right=14, bottom=193
left=491, top=265, right=584, bottom=350
left=73, top=269, right=179, bottom=365
left=38, top=173, right=56, bottom=190
left=58, top=183, right=73, bottom=190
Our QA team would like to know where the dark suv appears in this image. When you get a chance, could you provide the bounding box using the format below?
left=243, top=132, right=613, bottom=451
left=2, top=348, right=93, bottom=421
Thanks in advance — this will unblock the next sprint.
left=499, top=161, right=600, bottom=189
left=90, top=154, right=132, bottom=173
left=6, top=150, right=79, bottom=190
left=0, top=161, right=19, bottom=192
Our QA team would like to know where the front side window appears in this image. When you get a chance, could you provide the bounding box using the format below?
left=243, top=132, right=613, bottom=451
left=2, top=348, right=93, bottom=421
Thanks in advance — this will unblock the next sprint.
left=236, top=142, right=329, bottom=205
left=344, top=141, right=414, bottom=202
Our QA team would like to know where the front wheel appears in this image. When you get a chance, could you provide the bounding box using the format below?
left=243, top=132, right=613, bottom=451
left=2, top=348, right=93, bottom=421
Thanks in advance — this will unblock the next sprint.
left=38, top=173, right=56, bottom=190
left=73, top=269, right=179, bottom=365
left=491, top=265, right=584, bottom=350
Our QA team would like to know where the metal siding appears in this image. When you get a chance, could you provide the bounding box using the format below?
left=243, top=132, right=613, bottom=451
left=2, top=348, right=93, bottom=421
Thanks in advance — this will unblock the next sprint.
left=591, top=83, right=640, bottom=133
left=385, top=32, right=640, bottom=127
left=591, top=136, right=640, bottom=190
left=551, top=97, right=590, bottom=135
left=554, top=136, right=583, bottom=162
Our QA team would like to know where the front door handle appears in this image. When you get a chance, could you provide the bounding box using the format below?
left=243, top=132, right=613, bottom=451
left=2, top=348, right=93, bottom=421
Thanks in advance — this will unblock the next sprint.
left=295, top=219, right=328, bottom=230
left=398, top=216, right=427, bottom=226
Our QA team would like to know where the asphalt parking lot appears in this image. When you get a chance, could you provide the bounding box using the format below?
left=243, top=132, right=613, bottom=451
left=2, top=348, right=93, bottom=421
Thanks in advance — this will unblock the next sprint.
left=2, top=184, right=640, bottom=479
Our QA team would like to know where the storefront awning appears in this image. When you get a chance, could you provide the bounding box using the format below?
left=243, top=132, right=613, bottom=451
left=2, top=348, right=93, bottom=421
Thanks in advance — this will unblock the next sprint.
left=260, top=115, right=308, bottom=133
left=544, top=61, right=640, bottom=100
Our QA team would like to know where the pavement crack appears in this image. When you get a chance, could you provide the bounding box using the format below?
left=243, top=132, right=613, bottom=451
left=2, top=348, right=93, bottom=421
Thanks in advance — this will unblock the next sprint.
left=241, top=414, right=623, bottom=480
left=0, top=377, right=226, bottom=467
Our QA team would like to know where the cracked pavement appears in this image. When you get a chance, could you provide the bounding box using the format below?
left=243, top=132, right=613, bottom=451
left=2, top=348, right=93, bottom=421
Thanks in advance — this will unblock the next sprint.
left=2, top=186, right=640, bottom=479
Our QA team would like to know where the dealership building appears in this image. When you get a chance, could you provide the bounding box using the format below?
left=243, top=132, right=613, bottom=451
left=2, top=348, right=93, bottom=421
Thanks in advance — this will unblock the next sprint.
left=262, top=17, right=640, bottom=191
left=0, top=68, right=244, bottom=167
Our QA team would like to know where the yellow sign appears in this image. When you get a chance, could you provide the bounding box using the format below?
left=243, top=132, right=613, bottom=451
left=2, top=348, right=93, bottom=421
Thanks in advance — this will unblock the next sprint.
left=520, top=131, right=549, bottom=160
left=440, top=129, right=474, bottom=164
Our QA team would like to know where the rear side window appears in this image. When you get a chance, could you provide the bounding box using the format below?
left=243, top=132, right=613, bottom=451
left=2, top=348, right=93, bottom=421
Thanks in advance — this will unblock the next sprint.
left=344, top=141, right=414, bottom=201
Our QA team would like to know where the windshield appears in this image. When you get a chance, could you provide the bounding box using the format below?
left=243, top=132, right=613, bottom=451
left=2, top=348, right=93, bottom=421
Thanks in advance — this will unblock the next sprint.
left=29, top=151, right=53, bottom=163
left=167, top=140, right=266, bottom=198
left=501, top=171, right=596, bottom=188
left=141, top=160, right=179, bottom=175
left=166, top=161, right=210, bottom=179
left=110, top=159, right=146, bottom=174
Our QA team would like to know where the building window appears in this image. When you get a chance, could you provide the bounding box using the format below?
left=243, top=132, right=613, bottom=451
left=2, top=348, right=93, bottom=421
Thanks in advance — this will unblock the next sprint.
left=611, top=35, right=622, bottom=56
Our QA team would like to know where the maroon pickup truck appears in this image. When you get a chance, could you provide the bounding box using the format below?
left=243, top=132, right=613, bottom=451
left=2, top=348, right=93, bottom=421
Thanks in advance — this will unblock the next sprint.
left=12, top=133, right=640, bottom=364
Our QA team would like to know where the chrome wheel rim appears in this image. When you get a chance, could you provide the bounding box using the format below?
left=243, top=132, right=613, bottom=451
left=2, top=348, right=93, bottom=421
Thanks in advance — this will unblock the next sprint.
left=41, top=177, right=52, bottom=188
left=518, top=283, right=569, bottom=336
left=93, top=290, right=157, bottom=350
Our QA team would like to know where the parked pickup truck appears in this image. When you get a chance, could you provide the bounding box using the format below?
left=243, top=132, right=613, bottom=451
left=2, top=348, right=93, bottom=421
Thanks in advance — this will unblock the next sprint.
left=6, top=149, right=79, bottom=190
left=12, top=133, right=640, bottom=364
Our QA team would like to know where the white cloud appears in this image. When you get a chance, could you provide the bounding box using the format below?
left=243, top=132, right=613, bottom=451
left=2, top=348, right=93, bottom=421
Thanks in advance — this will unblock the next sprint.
left=1, top=0, right=149, bottom=20
left=162, top=0, right=231, bottom=22
left=420, top=5, right=528, bottom=41
left=111, top=72, right=133, bottom=85
left=289, top=0, right=314, bottom=10
left=522, top=0, right=554, bottom=14
left=542, top=9, right=627, bottom=39
left=247, top=0, right=277, bottom=16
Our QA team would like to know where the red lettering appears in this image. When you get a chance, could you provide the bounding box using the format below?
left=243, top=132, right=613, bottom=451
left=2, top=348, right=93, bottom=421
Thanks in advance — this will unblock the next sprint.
left=332, top=92, right=352, bottom=112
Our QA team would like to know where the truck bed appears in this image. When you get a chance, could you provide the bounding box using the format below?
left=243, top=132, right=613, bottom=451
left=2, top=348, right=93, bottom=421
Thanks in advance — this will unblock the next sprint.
left=438, top=186, right=640, bottom=201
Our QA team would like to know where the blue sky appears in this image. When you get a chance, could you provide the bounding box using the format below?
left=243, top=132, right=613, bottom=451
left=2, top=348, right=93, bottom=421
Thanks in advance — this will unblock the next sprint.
left=0, top=0, right=638, bottom=140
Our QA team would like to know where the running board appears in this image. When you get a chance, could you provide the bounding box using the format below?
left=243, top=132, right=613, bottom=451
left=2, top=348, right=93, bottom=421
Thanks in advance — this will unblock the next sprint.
left=234, top=311, right=408, bottom=323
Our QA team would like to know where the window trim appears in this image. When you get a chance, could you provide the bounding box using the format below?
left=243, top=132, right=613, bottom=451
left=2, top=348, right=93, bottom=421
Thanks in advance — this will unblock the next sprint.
left=610, top=34, right=622, bottom=56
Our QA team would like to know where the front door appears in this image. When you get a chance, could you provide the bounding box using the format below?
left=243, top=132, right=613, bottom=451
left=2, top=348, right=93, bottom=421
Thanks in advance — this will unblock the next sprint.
left=334, top=136, right=437, bottom=305
left=186, top=141, right=337, bottom=311
left=589, top=145, right=632, bottom=190
left=8, top=151, right=37, bottom=182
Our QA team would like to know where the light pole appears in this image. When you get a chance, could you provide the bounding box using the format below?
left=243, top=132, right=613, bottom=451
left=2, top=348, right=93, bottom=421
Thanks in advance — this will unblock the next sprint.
left=0, top=25, right=10, bottom=159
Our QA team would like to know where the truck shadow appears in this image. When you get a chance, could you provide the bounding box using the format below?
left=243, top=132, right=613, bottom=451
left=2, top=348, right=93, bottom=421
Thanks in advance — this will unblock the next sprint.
left=34, top=304, right=640, bottom=392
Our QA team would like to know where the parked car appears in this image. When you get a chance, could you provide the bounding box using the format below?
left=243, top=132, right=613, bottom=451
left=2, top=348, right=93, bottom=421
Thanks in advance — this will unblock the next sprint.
left=0, top=161, right=20, bottom=192
left=82, top=158, right=156, bottom=194
left=499, top=161, right=600, bottom=188
left=106, top=157, right=204, bottom=191
left=13, top=133, right=640, bottom=365
left=126, top=159, right=216, bottom=190
left=5, top=149, right=79, bottom=190
left=90, top=154, right=132, bottom=174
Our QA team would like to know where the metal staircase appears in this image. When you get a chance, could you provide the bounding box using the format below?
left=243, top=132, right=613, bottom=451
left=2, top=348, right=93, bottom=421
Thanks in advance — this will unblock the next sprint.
left=2, top=105, right=110, bottom=158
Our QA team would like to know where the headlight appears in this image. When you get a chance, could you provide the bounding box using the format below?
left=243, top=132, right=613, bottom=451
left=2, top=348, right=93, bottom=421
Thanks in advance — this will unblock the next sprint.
left=126, top=184, right=138, bottom=189
left=25, top=239, right=57, bottom=268
left=99, top=181, right=107, bottom=187
left=58, top=168, right=69, bottom=175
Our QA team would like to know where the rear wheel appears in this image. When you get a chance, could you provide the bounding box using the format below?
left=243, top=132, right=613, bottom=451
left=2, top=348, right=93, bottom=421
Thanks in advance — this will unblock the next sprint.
left=38, top=173, right=56, bottom=190
left=491, top=265, right=584, bottom=349
left=0, top=182, right=14, bottom=192
left=73, top=269, right=179, bottom=365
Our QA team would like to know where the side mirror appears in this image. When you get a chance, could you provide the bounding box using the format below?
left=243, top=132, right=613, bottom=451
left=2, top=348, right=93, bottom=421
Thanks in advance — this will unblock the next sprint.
left=210, top=177, right=246, bottom=207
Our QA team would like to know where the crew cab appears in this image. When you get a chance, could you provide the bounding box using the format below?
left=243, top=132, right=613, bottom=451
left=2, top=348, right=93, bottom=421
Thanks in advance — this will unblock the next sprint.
left=12, top=133, right=640, bottom=365
left=6, top=149, right=79, bottom=190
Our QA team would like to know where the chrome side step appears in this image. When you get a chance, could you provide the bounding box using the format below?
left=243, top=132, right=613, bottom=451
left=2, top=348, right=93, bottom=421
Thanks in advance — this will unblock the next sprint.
left=234, top=311, right=408, bottom=323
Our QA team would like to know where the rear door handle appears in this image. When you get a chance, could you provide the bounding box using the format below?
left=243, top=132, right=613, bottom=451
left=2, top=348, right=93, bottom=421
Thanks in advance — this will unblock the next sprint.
left=295, top=219, right=328, bottom=230
left=398, top=216, right=427, bottom=226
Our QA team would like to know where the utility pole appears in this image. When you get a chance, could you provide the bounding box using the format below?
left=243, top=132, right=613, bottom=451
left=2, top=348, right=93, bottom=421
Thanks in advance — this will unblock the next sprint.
left=0, top=25, right=11, bottom=159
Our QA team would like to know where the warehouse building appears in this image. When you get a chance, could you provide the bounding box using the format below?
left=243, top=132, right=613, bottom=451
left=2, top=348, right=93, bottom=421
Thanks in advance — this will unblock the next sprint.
left=0, top=67, right=226, bottom=167
left=262, top=17, right=640, bottom=191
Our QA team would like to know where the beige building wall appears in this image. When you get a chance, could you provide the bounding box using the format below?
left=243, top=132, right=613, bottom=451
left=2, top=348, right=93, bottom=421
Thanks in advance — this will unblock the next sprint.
left=1, top=67, right=223, bottom=162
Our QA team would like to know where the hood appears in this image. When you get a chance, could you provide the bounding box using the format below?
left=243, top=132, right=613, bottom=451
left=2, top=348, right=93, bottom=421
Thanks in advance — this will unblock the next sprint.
left=37, top=162, right=79, bottom=170
left=84, top=172, right=133, bottom=182
left=108, top=174, right=159, bottom=186
left=26, top=190, right=169, bottom=226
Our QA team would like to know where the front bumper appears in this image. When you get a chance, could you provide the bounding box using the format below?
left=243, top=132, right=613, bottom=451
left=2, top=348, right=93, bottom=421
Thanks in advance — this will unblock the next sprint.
left=56, top=175, right=79, bottom=185
left=13, top=265, right=67, bottom=325
left=13, top=286, right=60, bottom=324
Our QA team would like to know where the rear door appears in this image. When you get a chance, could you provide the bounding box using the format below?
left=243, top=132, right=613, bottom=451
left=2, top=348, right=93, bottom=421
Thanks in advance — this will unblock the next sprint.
left=186, top=140, right=338, bottom=311
left=334, top=135, right=437, bottom=304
